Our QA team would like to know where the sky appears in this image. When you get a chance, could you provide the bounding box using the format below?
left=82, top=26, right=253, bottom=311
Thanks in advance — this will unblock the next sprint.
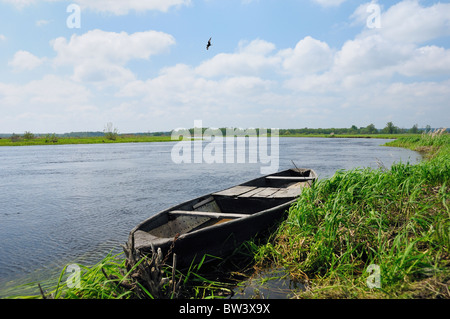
left=0, top=0, right=449, bottom=134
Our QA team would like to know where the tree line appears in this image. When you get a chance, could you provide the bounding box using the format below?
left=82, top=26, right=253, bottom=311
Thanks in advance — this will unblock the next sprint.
left=2, top=122, right=446, bottom=142
left=280, top=123, right=439, bottom=135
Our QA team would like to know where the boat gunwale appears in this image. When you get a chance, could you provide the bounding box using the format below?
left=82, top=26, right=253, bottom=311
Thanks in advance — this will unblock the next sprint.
left=129, top=168, right=317, bottom=244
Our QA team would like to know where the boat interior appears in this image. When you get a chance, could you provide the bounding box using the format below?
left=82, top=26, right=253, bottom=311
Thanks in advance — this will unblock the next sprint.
left=137, top=169, right=316, bottom=238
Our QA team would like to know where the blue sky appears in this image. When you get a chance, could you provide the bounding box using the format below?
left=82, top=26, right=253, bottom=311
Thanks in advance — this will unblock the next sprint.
left=0, top=0, right=449, bottom=133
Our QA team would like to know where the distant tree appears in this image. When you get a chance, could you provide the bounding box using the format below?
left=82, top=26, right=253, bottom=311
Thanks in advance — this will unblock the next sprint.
left=23, top=131, right=35, bottom=140
left=10, top=133, right=21, bottom=142
left=366, top=123, right=377, bottom=134
left=425, top=125, right=431, bottom=133
left=382, top=122, right=398, bottom=134
left=410, top=124, right=419, bottom=134
left=104, top=122, right=119, bottom=140
left=45, top=133, right=58, bottom=143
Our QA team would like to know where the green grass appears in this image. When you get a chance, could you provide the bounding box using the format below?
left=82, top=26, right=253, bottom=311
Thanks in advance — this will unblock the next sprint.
left=0, top=135, right=175, bottom=146
left=279, top=133, right=420, bottom=139
left=255, top=130, right=450, bottom=298
left=0, top=132, right=419, bottom=147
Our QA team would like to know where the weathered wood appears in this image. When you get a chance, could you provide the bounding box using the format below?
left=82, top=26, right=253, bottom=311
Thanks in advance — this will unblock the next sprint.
left=237, top=187, right=267, bottom=198
left=192, top=196, right=215, bottom=209
left=169, top=210, right=248, bottom=219
left=265, top=176, right=316, bottom=181
left=247, top=187, right=279, bottom=198
left=212, top=186, right=257, bottom=197
left=269, top=188, right=303, bottom=198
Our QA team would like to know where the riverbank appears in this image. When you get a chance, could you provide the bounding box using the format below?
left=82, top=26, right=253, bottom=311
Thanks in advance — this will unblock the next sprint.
left=0, top=133, right=420, bottom=147
left=253, top=130, right=449, bottom=298
left=280, top=133, right=420, bottom=139
left=0, top=135, right=174, bottom=146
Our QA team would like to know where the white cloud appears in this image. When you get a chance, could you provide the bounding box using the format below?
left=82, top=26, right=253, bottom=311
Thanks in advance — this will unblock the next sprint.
left=8, top=50, right=43, bottom=71
left=380, top=0, right=450, bottom=44
left=1, top=0, right=191, bottom=14
left=0, top=74, right=97, bottom=132
left=52, top=29, right=175, bottom=87
left=398, top=46, right=450, bottom=77
left=0, top=34, right=6, bottom=41
left=292, top=0, right=450, bottom=95
left=116, top=61, right=277, bottom=129
left=0, top=74, right=91, bottom=107
left=312, top=0, right=348, bottom=7
left=352, top=1, right=450, bottom=44
left=1, top=0, right=36, bottom=9
left=74, top=0, right=191, bottom=15
left=36, top=19, right=50, bottom=26
left=279, top=36, right=333, bottom=75
left=195, top=39, right=280, bottom=77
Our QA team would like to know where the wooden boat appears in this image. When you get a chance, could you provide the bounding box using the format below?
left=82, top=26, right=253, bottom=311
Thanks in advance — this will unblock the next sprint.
left=124, top=168, right=317, bottom=269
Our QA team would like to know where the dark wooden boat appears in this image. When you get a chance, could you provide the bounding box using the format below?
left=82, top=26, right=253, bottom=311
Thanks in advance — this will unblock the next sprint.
left=124, top=168, right=317, bottom=268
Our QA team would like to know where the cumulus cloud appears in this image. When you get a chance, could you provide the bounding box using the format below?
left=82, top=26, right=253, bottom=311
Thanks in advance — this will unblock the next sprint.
left=0, top=74, right=91, bottom=107
left=1, top=0, right=191, bottom=14
left=279, top=36, right=333, bottom=75
left=52, top=29, right=175, bottom=86
left=398, top=46, right=450, bottom=77
left=74, top=0, right=191, bottom=15
left=379, top=0, right=450, bottom=44
left=312, top=0, right=348, bottom=7
left=290, top=0, right=450, bottom=95
left=195, top=39, right=280, bottom=77
left=352, top=1, right=450, bottom=43
left=8, top=50, right=43, bottom=71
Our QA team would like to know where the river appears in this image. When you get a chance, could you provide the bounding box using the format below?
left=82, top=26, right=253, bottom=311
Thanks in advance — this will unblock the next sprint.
left=0, top=137, right=420, bottom=297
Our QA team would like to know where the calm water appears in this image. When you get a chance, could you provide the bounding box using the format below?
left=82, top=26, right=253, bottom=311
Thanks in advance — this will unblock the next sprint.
left=0, top=138, right=420, bottom=296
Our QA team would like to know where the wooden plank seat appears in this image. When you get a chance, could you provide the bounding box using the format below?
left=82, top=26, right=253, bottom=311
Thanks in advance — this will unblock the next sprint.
left=238, top=187, right=279, bottom=198
left=213, top=185, right=304, bottom=199
left=265, top=176, right=315, bottom=181
left=169, top=210, right=248, bottom=219
left=212, top=186, right=257, bottom=197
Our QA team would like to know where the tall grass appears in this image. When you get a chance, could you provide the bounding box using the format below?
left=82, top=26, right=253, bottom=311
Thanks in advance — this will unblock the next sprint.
left=256, top=131, right=449, bottom=298
left=385, top=128, right=449, bottom=158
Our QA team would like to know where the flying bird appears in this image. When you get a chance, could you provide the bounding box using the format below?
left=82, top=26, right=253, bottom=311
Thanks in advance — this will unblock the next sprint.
left=206, top=37, right=212, bottom=50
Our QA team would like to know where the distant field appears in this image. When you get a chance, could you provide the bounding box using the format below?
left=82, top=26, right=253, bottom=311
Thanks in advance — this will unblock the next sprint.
left=0, top=135, right=175, bottom=146
left=279, top=133, right=421, bottom=139
left=0, top=133, right=422, bottom=147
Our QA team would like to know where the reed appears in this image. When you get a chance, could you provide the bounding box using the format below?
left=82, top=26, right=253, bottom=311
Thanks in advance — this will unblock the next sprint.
left=256, top=131, right=449, bottom=298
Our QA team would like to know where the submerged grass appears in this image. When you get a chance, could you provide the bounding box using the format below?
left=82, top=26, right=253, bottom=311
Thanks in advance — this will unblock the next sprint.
left=256, top=130, right=449, bottom=298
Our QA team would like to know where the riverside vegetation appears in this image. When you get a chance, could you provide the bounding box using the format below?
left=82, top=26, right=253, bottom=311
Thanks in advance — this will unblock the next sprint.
left=8, top=130, right=449, bottom=299
left=254, top=129, right=449, bottom=298
left=0, top=122, right=438, bottom=147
